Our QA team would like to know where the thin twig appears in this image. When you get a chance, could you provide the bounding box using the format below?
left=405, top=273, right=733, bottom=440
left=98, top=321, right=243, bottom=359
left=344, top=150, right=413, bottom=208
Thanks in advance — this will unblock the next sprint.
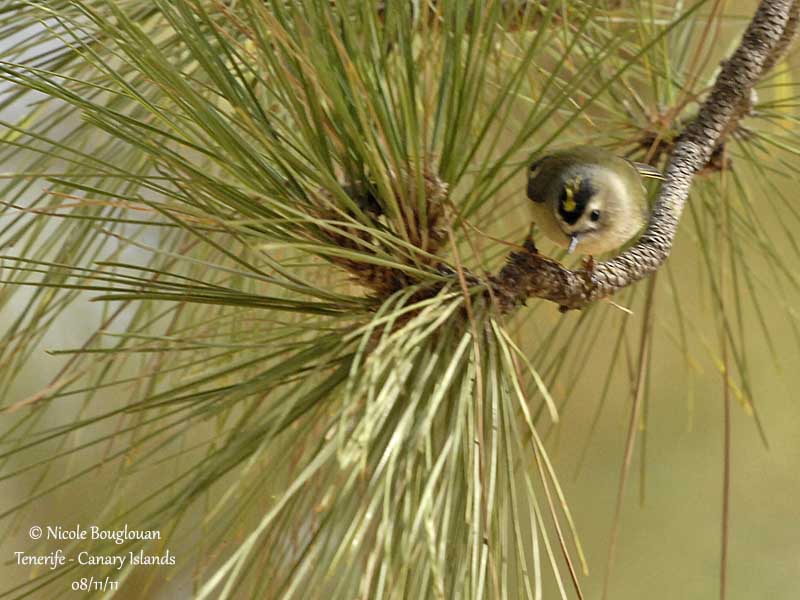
left=600, top=274, right=657, bottom=600
left=719, top=164, right=733, bottom=600
left=720, top=331, right=732, bottom=600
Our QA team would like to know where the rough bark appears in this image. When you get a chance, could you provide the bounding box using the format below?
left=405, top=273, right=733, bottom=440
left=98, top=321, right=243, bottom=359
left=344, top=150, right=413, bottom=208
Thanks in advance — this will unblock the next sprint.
left=492, top=0, right=799, bottom=312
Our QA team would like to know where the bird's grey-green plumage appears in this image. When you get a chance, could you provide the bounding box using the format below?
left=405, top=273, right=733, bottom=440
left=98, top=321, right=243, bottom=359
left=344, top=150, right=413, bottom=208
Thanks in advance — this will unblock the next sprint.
left=526, top=146, right=652, bottom=255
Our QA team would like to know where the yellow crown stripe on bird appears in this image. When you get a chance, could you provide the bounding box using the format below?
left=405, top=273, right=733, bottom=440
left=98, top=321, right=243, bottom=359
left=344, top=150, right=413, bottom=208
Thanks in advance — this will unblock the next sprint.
left=562, top=176, right=581, bottom=213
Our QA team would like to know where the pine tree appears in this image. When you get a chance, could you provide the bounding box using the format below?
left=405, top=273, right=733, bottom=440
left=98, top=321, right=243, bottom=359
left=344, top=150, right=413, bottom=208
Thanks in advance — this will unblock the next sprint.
left=0, top=1, right=797, bottom=598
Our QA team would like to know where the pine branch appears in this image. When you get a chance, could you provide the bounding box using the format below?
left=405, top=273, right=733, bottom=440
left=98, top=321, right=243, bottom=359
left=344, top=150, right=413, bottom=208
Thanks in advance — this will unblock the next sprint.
left=492, top=0, right=799, bottom=312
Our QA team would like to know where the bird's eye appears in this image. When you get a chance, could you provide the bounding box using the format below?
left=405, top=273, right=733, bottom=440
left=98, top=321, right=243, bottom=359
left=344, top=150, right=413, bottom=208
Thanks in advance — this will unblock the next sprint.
left=589, top=209, right=601, bottom=222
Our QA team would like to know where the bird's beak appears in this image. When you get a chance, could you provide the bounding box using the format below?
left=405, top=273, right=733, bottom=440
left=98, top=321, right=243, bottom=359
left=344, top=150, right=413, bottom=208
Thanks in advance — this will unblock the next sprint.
left=567, top=234, right=580, bottom=254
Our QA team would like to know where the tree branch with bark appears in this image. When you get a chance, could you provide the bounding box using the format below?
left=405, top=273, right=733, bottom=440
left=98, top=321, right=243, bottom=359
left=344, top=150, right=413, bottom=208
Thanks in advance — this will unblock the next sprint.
left=492, top=0, right=799, bottom=312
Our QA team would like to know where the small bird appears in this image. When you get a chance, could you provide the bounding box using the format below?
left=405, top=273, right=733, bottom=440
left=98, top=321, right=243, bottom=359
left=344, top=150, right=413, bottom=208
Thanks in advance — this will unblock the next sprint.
left=526, top=145, right=661, bottom=255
